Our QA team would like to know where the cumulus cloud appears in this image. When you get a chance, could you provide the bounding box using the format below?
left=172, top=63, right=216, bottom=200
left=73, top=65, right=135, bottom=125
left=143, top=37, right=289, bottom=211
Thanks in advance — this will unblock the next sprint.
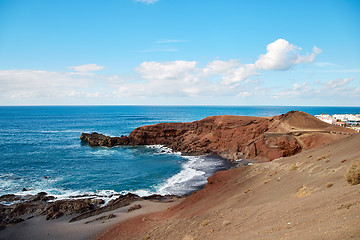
left=255, top=39, right=321, bottom=70
left=68, top=64, right=105, bottom=72
left=1, top=39, right=325, bottom=104
left=201, top=39, right=320, bottom=85
left=220, top=64, right=257, bottom=85
left=202, top=60, right=239, bottom=76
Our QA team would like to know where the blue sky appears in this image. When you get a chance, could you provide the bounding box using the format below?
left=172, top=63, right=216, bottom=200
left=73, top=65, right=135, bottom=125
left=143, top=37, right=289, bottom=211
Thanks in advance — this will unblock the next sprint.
left=0, top=0, right=359, bottom=106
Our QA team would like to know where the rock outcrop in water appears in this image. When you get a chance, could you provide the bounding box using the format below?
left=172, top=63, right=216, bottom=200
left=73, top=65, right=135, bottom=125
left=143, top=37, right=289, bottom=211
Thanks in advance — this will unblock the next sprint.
left=81, top=111, right=355, bottom=161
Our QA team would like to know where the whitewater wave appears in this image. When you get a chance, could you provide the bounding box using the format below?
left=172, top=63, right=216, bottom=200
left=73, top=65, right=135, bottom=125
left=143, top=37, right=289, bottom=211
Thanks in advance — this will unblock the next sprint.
left=0, top=147, right=233, bottom=205
left=122, top=155, right=230, bottom=196
left=39, top=130, right=81, bottom=133
left=146, top=145, right=181, bottom=155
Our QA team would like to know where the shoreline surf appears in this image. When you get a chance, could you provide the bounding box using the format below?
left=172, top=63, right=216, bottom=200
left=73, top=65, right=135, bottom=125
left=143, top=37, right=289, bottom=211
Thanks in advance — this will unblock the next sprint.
left=0, top=145, right=238, bottom=205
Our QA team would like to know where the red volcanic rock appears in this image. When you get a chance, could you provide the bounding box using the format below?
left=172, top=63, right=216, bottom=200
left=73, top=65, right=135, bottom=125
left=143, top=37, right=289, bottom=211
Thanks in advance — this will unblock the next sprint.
left=81, top=111, right=355, bottom=161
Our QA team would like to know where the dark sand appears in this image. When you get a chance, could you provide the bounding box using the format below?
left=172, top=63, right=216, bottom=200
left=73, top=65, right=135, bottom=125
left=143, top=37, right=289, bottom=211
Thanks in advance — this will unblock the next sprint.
left=0, top=200, right=181, bottom=240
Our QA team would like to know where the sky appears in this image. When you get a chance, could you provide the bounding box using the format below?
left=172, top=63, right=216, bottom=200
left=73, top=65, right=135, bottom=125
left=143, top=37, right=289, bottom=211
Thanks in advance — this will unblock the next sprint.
left=0, top=0, right=359, bottom=106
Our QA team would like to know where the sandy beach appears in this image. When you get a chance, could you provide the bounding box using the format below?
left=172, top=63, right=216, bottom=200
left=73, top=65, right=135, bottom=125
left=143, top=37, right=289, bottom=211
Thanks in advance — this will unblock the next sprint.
left=0, top=200, right=180, bottom=240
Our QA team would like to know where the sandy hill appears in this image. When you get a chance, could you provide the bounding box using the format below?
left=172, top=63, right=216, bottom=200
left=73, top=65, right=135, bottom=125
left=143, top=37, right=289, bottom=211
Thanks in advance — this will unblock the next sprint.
left=96, top=134, right=360, bottom=240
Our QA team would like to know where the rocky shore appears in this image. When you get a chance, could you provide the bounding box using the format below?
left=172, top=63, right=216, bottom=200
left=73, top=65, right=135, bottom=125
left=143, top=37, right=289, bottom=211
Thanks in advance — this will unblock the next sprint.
left=0, top=192, right=179, bottom=231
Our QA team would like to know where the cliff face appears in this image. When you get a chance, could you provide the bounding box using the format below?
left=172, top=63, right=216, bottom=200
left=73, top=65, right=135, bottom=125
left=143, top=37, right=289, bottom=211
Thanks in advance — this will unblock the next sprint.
left=81, top=111, right=355, bottom=161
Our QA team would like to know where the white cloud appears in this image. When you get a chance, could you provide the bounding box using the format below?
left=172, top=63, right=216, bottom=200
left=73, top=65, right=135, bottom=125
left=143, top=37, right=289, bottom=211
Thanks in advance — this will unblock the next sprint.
left=182, top=88, right=200, bottom=97
left=135, top=0, right=159, bottom=4
left=202, top=60, right=239, bottom=76
left=237, top=91, right=252, bottom=98
left=272, top=76, right=359, bottom=100
left=272, top=81, right=313, bottom=98
left=1, top=39, right=328, bottom=104
left=324, top=76, right=354, bottom=88
left=136, top=60, right=197, bottom=80
left=221, top=64, right=257, bottom=85
left=315, top=62, right=341, bottom=68
left=68, top=64, right=104, bottom=72
left=104, top=39, right=322, bottom=98
left=0, top=69, right=98, bottom=99
left=255, top=39, right=321, bottom=70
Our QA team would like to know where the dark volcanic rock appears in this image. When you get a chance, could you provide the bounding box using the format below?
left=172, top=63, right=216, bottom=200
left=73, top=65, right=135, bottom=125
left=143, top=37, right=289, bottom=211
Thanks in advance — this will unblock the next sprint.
left=127, top=204, right=142, bottom=212
left=31, top=192, right=55, bottom=202
left=0, top=194, right=22, bottom=203
left=0, top=192, right=180, bottom=229
left=0, top=193, right=106, bottom=227
left=80, top=132, right=130, bottom=147
left=44, top=199, right=95, bottom=220
left=69, top=193, right=140, bottom=222
left=142, top=194, right=181, bottom=202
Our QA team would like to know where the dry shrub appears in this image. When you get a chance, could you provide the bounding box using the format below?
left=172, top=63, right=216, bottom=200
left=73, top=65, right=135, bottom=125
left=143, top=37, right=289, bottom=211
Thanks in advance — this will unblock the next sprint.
left=317, top=155, right=330, bottom=161
left=201, top=220, right=208, bottom=226
left=346, top=159, right=360, bottom=185
left=290, top=163, right=298, bottom=171
left=295, top=185, right=312, bottom=197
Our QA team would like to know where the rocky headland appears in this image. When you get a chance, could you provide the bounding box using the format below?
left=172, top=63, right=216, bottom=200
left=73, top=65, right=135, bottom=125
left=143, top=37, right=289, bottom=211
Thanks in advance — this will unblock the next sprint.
left=81, top=111, right=354, bottom=161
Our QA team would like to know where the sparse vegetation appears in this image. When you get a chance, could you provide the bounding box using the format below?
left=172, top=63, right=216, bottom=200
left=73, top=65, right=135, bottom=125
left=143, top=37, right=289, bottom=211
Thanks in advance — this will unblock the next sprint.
left=326, top=182, right=333, bottom=188
left=317, top=155, right=330, bottom=161
left=295, top=185, right=312, bottom=197
left=201, top=220, right=208, bottom=226
left=345, top=159, right=360, bottom=185
left=290, top=163, right=298, bottom=171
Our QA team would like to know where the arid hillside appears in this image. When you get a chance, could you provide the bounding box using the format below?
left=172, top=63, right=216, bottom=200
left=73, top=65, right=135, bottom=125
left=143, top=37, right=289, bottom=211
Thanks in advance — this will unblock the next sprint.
left=96, top=134, right=360, bottom=240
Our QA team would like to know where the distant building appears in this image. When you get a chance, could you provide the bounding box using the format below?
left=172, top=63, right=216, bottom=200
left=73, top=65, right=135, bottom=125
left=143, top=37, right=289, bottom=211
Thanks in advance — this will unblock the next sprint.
left=346, top=121, right=360, bottom=126
left=351, top=127, right=360, bottom=132
left=315, top=114, right=335, bottom=124
left=315, top=113, right=360, bottom=131
left=332, top=121, right=346, bottom=127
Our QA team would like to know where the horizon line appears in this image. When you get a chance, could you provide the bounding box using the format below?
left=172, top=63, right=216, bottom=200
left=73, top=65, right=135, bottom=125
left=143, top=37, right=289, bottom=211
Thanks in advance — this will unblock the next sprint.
left=0, top=104, right=360, bottom=108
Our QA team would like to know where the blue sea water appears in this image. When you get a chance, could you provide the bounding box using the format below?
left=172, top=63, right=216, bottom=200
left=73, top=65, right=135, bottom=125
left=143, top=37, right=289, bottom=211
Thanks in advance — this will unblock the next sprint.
left=0, top=106, right=359, bottom=201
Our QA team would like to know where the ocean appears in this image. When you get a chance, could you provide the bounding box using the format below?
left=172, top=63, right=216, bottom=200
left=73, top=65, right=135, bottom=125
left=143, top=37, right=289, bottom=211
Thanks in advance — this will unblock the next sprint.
left=1, top=106, right=359, bottom=202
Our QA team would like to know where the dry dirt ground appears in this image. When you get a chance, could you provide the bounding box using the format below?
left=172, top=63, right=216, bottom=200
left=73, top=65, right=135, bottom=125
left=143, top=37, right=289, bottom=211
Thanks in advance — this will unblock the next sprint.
left=96, top=134, right=360, bottom=240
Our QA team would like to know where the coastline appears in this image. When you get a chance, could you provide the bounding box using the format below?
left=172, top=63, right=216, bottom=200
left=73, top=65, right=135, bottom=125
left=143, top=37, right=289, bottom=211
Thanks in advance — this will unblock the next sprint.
left=0, top=199, right=181, bottom=240
left=0, top=152, right=239, bottom=234
left=1, top=110, right=359, bottom=239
